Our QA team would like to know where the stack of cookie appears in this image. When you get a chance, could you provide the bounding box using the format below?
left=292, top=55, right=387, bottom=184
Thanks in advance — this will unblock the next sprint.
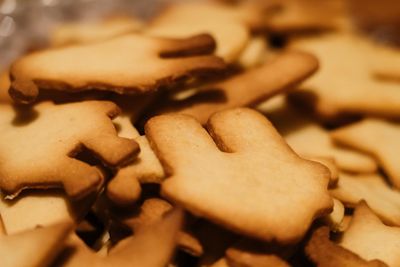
left=1, top=1, right=400, bottom=266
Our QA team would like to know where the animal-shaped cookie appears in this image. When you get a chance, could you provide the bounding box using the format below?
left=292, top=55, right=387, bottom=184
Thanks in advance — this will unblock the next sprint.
left=10, top=33, right=225, bottom=103
left=145, top=108, right=333, bottom=243
left=0, top=219, right=72, bottom=267
left=339, top=202, right=400, bottom=267
left=152, top=51, right=318, bottom=125
left=290, top=33, right=400, bottom=119
left=0, top=101, right=139, bottom=199
left=332, top=118, right=400, bottom=188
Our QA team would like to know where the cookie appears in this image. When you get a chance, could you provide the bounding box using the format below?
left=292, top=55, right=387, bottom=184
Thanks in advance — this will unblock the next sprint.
left=305, top=226, right=388, bottom=267
left=332, top=118, right=400, bottom=188
left=225, top=239, right=291, bottom=267
left=0, top=190, right=92, bottom=234
left=259, top=97, right=378, bottom=173
left=321, top=198, right=345, bottom=232
left=0, top=220, right=72, bottom=267
left=148, top=2, right=250, bottom=62
left=145, top=107, right=333, bottom=243
left=238, top=37, right=269, bottom=68
left=107, top=136, right=165, bottom=206
left=58, top=208, right=182, bottom=267
left=330, top=172, right=400, bottom=226
left=0, top=100, right=139, bottom=199
left=152, top=51, right=318, bottom=125
left=339, top=201, right=400, bottom=267
left=118, top=198, right=203, bottom=257
left=265, top=0, right=349, bottom=33
left=289, top=33, right=400, bottom=119
left=10, top=33, right=225, bottom=103
left=0, top=70, right=12, bottom=103
left=51, top=16, right=144, bottom=46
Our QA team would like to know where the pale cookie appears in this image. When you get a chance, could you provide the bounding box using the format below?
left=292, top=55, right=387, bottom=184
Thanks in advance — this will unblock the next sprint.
left=339, top=202, right=400, bottom=267
left=118, top=198, right=202, bottom=257
left=148, top=2, right=250, bottom=62
left=305, top=226, right=388, bottom=267
left=290, top=33, right=400, bottom=119
left=0, top=100, right=139, bottom=199
left=321, top=198, right=345, bottom=232
left=259, top=97, right=378, bottom=173
left=332, top=118, right=400, bottom=188
left=0, top=190, right=92, bottom=234
left=0, top=220, right=72, bottom=267
left=107, top=136, right=165, bottom=205
left=10, top=33, right=225, bottom=103
left=146, top=108, right=333, bottom=243
left=238, top=37, right=269, bottom=68
left=153, top=51, right=318, bottom=125
left=51, top=16, right=144, bottom=46
left=59, top=208, right=182, bottom=267
left=330, top=172, right=400, bottom=226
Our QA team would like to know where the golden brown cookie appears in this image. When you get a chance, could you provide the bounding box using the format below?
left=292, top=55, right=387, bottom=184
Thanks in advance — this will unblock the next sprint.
left=259, top=97, right=378, bottom=174
left=58, top=208, right=182, bottom=267
left=10, top=33, right=225, bottom=103
left=118, top=198, right=203, bottom=257
left=305, top=226, right=388, bottom=267
left=145, top=108, right=333, bottom=243
left=0, top=220, right=72, bottom=267
left=0, top=101, right=139, bottom=199
left=289, top=33, right=400, bottom=119
left=330, top=172, right=400, bottom=226
left=339, top=202, right=400, bottom=267
left=0, top=190, right=92, bottom=234
left=107, top=136, right=165, bottom=206
left=153, top=51, right=318, bottom=125
left=332, top=118, right=400, bottom=188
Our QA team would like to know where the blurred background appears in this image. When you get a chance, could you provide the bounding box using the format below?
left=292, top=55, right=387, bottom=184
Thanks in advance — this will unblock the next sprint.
left=1, top=0, right=400, bottom=70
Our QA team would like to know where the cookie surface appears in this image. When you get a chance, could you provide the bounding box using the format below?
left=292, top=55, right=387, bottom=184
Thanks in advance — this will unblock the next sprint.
left=290, top=33, right=400, bottom=119
left=339, top=202, right=400, bottom=267
left=0, top=100, right=139, bottom=199
left=331, top=172, right=400, bottom=226
left=0, top=220, right=72, bottom=267
left=10, top=33, right=225, bottom=103
left=153, top=51, right=318, bottom=125
left=332, top=118, right=400, bottom=188
left=146, top=108, right=332, bottom=243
